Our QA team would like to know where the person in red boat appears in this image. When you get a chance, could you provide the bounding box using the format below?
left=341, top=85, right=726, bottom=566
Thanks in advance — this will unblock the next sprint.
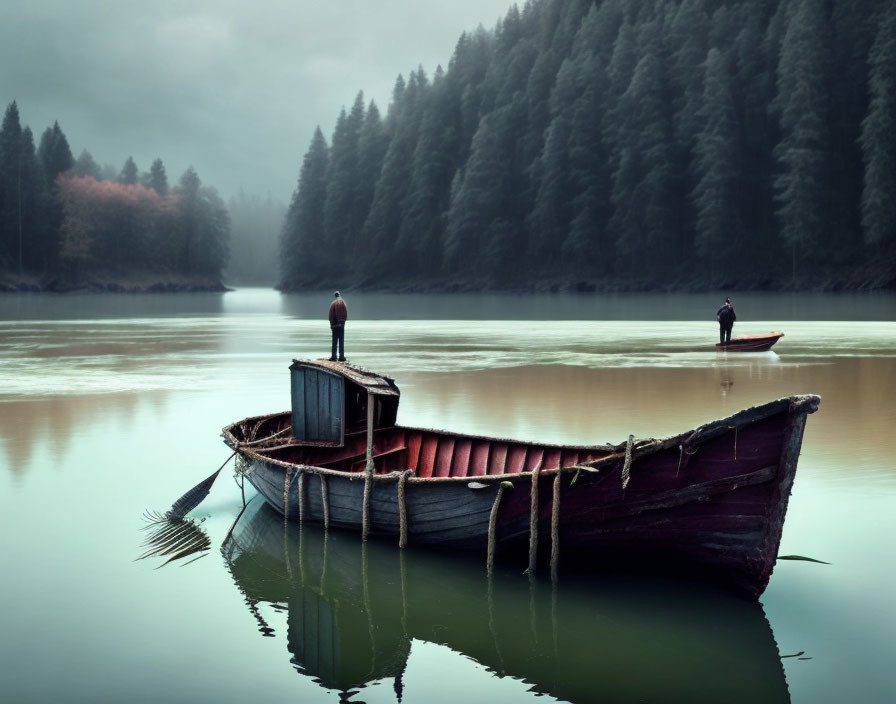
left=717, top=297, right=736, bottom=345
left=328, top=291, right=348, bottom=361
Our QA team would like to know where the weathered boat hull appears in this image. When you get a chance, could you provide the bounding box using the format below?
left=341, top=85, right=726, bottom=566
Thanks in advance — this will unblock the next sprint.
left=226, top=393, right=819, bottom=598
left=716, top=331, right=785, bottom=352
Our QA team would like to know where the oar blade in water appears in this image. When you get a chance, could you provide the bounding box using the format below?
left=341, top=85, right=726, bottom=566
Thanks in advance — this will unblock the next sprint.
left=165, top=450, right=238, bottom=520
left=167, top=467, right=223, bottom=521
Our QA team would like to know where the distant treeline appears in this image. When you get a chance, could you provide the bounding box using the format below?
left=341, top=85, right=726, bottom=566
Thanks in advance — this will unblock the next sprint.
left=0, top=103, right=229, bottom=290
left=280, top=0, right=896, bottom=292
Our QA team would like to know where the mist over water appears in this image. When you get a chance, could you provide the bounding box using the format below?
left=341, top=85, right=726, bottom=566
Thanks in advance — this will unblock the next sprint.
left=0, top=288, right=894, bottom=703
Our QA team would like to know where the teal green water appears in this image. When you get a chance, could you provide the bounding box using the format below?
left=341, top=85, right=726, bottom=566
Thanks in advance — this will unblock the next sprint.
left=0, top=289, right=894, bottom=703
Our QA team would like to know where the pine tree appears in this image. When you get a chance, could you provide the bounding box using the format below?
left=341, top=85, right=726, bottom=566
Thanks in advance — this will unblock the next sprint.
left=609, top=49, right=676, bottom=278
left=148, top=158, right=168, bottom=196
left=118, top=156, right=138, bottom=185
left=528, top=112, right=571, bottom=268
left=37, top=121, right=73, bottom=187
left=399, top=67, right=460, bottom=274
left=860, top=2, right=896, bottom=249
left=171, top=167, right=229, bottom=278
left=37, top=121, right=73, bottom=273
left=559, top=6, right=614, bottom=272
left=174, top=167, right=201, bottom=273
left=667, top=0, right=710, bottom=261
left=691, top=48, right=740, bottom=284
left=445, top=101, right=521, bottom=280
left=825, top=0, right=882, bottom=259
left=732, top=13, right=778, bottom=269
left=280, top=128, right=329, bottom=288
left=772, top=0, right=831, bottom=278
left=322, top=93, right=365, bottom=275
left=354, top=101, right=388, bottom=258
left=360, top=71, right=425, bottom=277
left=602, top=19, right=639, bottom=195
left=564, top=84, right=611, bottom=272
left=73, top=150, right=102, bottom=179
left=449, top=29, right=494, bottom=162
left=0, top=101, right=24, bottom=269
left=18, top=127, right=45, bottom=273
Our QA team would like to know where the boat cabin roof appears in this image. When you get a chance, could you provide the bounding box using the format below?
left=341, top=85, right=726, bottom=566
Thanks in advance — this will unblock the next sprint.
left=292, top=359, right=399, bottom=397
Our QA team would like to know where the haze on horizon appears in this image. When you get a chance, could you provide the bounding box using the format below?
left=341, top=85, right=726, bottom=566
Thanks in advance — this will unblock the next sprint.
left=0, top=0, right=514, bottom=203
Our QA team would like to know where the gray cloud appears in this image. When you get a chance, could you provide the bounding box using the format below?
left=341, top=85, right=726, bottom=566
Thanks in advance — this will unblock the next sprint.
left=1, top=0, right=512, bottom=202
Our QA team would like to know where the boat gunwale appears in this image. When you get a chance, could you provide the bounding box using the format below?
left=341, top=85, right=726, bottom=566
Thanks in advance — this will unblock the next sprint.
left=222, top=394, right=820, bottom=485
left=723, top=331, right=785, bottom=343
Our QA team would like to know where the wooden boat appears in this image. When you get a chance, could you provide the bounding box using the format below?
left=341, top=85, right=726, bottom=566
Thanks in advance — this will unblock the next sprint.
left=222, top=496, right=791, bottom=703
left=716, top=331, right=785, bottom=352
left=222, top=359, right=820, bottom=598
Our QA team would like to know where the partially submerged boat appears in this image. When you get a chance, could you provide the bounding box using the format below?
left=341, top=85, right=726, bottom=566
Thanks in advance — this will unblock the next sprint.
left=222, top=359, right=820, bottom=597
left=717, top=331, right=785, bottom=352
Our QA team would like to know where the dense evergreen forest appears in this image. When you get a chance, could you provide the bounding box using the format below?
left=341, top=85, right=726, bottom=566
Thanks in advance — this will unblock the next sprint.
left=281, top=0, right=896, bottom=292
left=0, top=103, right=230, bottom=291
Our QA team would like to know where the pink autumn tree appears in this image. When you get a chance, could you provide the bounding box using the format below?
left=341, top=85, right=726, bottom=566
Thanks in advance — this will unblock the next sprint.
left=57, top=174, right=179, bottom=276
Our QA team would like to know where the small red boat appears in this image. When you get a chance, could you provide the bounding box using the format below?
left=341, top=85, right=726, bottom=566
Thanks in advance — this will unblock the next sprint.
left=716, top=332, right=784, bottom=352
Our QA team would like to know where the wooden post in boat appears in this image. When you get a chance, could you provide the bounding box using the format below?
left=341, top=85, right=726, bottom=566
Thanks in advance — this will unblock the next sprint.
left=550, top=472, right=561, bottom=582
left=320, top=474, right=330, bottom=529
left=487, top=481, right=514, bottom=574
left=282, top=468, right=294, bottom=522
left=362, top=390, right=375, bottom=541
left=621, top=435, right=634, bottom=490
left=527, top=462, right=543, bottom=581
left=398, top=469, right=412, bottom=548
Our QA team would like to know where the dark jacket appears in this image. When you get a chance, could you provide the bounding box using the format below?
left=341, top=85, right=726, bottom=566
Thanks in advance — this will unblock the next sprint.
left=329, top=298, right=348, bottom=326
left=717, top=304, right=736, bottom=325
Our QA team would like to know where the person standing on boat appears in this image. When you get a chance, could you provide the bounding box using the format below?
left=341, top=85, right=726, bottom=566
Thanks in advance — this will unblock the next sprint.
left=328, top=291, right=348, bottom=361
left=717, top=297, right=736, bottom=345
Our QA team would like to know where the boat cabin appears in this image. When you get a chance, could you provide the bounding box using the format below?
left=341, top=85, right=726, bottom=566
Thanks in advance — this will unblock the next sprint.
left=277, top=359, right=612, bottom=478
left=289, top=360, right=399, bottom=446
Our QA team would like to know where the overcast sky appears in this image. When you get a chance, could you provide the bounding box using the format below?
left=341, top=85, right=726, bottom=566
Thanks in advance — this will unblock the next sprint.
left=0, top=0, right=514, bottom=203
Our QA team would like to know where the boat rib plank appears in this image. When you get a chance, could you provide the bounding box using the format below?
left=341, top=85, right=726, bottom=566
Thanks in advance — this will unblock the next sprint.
left=488, top=443, right=509, bottom=475
left=543, top=448, right=562, bottom=470
left=505, top=444, right=528, bottom=474
left=451, top=439, right=472, bottom=477
left=407, top=432, right=422, bottom=472
left=470, top=441, right=490, bottom=477
left=435, top=437, right=456, bottom=478
left=524, top=447, right=545, bottom=472
left=418, top=435, right=439, bottom=478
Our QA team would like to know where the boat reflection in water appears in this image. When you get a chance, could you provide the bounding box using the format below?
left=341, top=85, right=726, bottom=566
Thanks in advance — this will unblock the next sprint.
left=222, top=496, right=790, bottom=703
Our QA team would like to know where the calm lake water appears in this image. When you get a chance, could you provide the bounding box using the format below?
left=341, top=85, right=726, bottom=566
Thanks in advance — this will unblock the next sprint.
left=0, top=288, right=894, bottom=703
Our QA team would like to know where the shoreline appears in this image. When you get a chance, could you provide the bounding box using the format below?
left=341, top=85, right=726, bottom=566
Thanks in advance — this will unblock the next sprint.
left=278, top=275, right=896, bottom=295
left=4, top=266, right=893, bottom=296
left=0, top=273, right=230, bottom=294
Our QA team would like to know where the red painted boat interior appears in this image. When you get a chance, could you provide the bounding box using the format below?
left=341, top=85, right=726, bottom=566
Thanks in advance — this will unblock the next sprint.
left=258, top=423, right=615, bottom=478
